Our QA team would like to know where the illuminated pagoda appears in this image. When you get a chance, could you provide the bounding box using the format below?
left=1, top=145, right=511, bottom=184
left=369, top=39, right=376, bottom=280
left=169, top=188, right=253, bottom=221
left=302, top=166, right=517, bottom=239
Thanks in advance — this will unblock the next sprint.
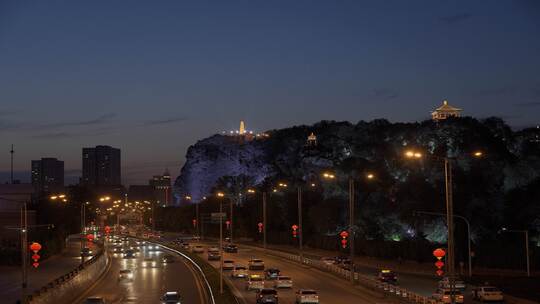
left=306, top=132, right=317, bottom=146
left=431, top=100, right=462, bottom=121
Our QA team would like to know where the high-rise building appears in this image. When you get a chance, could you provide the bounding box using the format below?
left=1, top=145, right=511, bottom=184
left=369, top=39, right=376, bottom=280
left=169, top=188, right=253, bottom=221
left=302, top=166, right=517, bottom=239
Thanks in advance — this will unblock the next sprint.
left=31, top=158, right=64, bottom=193
left=82, top=145, right=121, bottom=187
left=149, top=169, right=171, bottom=205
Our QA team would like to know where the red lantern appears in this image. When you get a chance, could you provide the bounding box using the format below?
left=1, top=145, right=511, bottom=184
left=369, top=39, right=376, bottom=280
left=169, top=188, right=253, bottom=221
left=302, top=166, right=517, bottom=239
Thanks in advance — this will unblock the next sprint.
left=32, top=262, right=39, bottom=268
left=226, top=220, right=231, bottom=230
left=86, top=234, right=94, bottom=242
left=436, top=269, right=444, bottom=276
left=291, top=224, right=298, bottom=238
left=29, top=242, right=42, bottom=253
left=435, top=260, right=444, bottom=269
left=192, top=219, right=197, bottom=228
left=340, top=239, right=348, bottom=248
left=257, top=222, right=263, bottom=233
left=339, top=230, right=349, bottom=248
left=104, top=226, right=111, bottom=234
left=433, top=248, right=446, bottom=260
left=32, top=254, right=40, bottom=261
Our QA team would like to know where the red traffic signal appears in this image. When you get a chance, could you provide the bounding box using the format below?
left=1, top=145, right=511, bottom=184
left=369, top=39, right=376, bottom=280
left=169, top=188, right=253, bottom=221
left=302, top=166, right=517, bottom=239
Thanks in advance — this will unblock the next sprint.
left=433, top=248, right=446, bottom=260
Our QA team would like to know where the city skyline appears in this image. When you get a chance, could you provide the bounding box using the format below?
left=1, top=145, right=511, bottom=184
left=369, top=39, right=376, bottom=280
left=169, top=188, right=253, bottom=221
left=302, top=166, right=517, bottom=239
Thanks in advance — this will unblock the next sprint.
left=1, top=1, right=540, bottom=184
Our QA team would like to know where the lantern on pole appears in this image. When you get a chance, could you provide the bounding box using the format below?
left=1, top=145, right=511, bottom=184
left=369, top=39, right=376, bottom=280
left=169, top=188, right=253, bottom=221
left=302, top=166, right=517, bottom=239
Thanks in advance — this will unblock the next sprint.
left=86, top=234, right=95, bottom=242
left=29, top=242, right=42, bottom=268
left=226, top=220, right=231, bottom=230
left=257, top=222, right=263, bottom=233
left=192, top=219, right=197, bottom=228
left=104, top=226, right=111, bottom=235
left=433, top=248, right=446, bottom=260
left=339, top=230, right=349, bottom=248
left=436, top=269, right=444, bottom=276
left=291, top=224, right=298, bottom=238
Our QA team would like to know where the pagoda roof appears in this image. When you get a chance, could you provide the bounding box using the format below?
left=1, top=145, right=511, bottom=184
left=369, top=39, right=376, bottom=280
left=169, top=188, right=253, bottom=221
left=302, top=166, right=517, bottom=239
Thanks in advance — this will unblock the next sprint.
left=434, top=100, right=462, bottom=112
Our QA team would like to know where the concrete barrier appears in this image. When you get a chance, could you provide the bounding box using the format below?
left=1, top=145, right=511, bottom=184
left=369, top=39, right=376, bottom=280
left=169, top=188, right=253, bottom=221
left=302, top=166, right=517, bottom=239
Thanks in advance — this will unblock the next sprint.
left=27, top=244, right=109, bottom=304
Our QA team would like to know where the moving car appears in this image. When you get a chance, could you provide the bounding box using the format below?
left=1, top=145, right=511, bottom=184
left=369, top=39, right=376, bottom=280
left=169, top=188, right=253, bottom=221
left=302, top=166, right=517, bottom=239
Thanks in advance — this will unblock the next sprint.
left=118, top=269, right=133, bottom=281
left=161, top=254, right=175, bottom=264
left=81, top=247, right=93, bottom=257
left=438, top=277, right=466, bottom=291
left=142, top=258, right=158, bottom=268
left=248, top=258, right=265, bottom=270
left=377, top=269, right=398, bottom=283
left=432, top=289, right=465, bottom=304
left=472, top=286, right=504, bottom=302
left=231, top=265, right=248, bottom=278
left=274, top=276, right=293, bottom=289
left=256, top=288, right=278, bottom=304
left=192, top=245, right=204, bottom=253
left=160, top=291, right=182, bottom=304
left=320, top=257, right=335, bottom=265
left=246, top=274, right=265, bottom=291
left=223, top=260, right=235, bottom=270
left=264, top=268, right=281, bottom=280
left=224, top=244, right=238, bottom=253
left=146, top=244, right=161, bottom=251
left=295, top=289, right=319, bottom=304
left=208, top=251, right=221, bottom=261
left=84, top=297, right=107, bottom=304
left=123, top=249, right=136, bottom=259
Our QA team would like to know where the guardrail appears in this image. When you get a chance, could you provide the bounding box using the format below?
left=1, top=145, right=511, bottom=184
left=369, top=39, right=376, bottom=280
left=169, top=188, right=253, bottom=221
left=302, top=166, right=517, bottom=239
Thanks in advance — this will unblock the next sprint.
left=249, top=245, right=439, bottom=304
left=27, top=242, right=108, bottom=304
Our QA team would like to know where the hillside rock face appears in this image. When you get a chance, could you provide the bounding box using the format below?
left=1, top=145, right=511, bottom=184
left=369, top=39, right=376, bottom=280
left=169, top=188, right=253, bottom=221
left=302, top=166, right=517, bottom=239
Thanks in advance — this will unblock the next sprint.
left=174, top=118, right=540, bottom=240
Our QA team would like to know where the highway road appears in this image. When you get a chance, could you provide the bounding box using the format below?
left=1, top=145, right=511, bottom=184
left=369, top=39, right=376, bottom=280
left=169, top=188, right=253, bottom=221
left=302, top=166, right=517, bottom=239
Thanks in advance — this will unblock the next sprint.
left=191, top=240, right=398, bottom=304
left=76, top=238, right=209, bottom=304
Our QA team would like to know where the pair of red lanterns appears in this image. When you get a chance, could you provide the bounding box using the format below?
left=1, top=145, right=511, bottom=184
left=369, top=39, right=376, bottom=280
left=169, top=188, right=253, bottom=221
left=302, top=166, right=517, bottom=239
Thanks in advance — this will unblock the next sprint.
left=433, top=248, right=446, bottom=276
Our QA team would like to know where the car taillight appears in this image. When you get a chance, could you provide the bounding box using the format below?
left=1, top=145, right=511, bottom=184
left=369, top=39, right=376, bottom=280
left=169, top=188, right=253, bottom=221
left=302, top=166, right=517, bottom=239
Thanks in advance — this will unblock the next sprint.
left=443, top=296, right=449, bottom=299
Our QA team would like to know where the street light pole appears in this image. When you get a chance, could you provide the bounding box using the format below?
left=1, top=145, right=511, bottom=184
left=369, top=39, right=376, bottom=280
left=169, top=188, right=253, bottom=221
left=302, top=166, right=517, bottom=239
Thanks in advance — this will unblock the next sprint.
left=297, top=186, right=303, bottom=263
left=80, top=203, right=85, bottom=265
left=444, top=158, right=456, bottom=304
left=263, top=191, right=267, bottom=252
left=21, top=201, right=28, bottom=289
left=501, top=229, right=530, bottom=277
left=348, top=177, right=355, bottom=285
left=230, top=196, right=233, bottom=244
left=219, top=198, right=224, bottom=294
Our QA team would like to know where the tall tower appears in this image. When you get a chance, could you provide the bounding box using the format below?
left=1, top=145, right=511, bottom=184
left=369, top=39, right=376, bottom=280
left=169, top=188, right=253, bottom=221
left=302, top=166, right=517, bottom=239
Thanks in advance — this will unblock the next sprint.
left=239, top=120, right=246, bottom=135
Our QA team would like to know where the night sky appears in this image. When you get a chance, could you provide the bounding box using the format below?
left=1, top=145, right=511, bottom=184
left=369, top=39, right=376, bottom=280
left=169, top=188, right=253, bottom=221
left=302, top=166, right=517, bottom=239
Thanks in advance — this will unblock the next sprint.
left=1, top=1, right=539, bottom=185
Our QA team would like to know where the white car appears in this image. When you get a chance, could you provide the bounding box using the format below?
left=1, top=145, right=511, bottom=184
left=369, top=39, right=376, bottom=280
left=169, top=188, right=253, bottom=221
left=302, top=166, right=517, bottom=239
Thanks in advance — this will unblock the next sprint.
left=142, top=258, right=158, bottom=268
left=472, top=286, right=504, bottom=302
left=192, top=245, right=204, bottom=253
left=274, top=276, right=293, bottom=288
left=118, top=269, right=133, bottom=281
left=223, top=260, right=235, bottom=270
left=432, top=289, right=464, bottom=304
left=231, top=265, right=248, bottom=278
left=295, top=289, right=319, bottom=304
left=246, top=274, right=265, bottom=291
left=248, top=258, right=265, bottom=270
left=438, top=277, right=466, bottom=290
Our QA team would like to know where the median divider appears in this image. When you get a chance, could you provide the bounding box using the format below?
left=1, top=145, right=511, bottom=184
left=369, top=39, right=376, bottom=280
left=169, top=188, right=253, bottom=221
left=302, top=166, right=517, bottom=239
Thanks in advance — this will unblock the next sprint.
left=27, top=242, right=109, bottom=304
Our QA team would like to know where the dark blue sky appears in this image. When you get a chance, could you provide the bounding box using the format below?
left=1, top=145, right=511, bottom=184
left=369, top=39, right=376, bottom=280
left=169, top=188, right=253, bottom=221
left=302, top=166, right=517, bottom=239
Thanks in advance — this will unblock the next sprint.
left=1, top=1, right=539, bottom=185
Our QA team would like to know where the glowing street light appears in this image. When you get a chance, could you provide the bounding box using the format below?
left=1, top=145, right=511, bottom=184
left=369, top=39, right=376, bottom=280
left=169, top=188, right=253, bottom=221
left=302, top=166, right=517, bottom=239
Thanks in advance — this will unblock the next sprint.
left=322, top=172, right=336, bottom=179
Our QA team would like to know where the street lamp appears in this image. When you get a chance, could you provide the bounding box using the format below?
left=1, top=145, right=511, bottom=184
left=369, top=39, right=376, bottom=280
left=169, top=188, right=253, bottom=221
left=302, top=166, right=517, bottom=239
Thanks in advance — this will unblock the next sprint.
left=404, top=149, right=483, bottom=303
left=246, top=188, right=268, bottom=252
left=322, top=171, right=375, bottom=285
left=500, top=228, right=530, bottom=277
left=216, top=192, right=225, bottom=294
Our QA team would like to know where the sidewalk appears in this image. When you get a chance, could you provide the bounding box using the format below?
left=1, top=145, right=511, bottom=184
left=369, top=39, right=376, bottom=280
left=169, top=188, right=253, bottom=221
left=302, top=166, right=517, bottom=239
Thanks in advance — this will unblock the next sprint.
left=0, top=239, right=86, bottom=304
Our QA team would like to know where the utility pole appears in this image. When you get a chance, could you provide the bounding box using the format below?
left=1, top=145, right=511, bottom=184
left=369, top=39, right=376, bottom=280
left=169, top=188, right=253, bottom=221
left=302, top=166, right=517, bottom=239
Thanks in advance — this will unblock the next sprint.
left=195, top=202, right=199, bottom=237
left=229, top=196, right=233, bottom=243
left=445, top=158, right=456, bottom=304
left=348, top=177, right=355, bottom=284
left=219, top=199, right=224, bottom=294
left=80, top=203, right=85, bottom=265
left=297, top=186, right=303, bottom=263
left=262, top=191, right=267, bottom=251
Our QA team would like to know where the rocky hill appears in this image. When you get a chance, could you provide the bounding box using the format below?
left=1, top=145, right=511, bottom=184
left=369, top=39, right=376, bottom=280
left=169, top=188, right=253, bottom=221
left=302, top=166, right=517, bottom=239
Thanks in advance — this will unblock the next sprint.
left=174, top=117, right=540, bottom=242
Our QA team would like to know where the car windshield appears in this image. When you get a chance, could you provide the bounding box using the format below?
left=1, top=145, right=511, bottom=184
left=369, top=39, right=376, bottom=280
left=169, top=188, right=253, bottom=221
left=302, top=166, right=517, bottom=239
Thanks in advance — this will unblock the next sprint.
left=261, top=289, right=277, bottom=295
left=85, top=299, right=104, bottom=303
left=120, top=270, right=131, bottom=274
left=302, top=291, right=317, bottom=295
left=164, top=293, right=179, bottom=300
left=251, top=277, right=263, bottom=281
left=236, top=267, right=246, bottom=270
left=278, top=276, right=291, bottom=280
left=224, top=260, right=234, bottom=263
left=252, top=259, right=263, bottom=262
